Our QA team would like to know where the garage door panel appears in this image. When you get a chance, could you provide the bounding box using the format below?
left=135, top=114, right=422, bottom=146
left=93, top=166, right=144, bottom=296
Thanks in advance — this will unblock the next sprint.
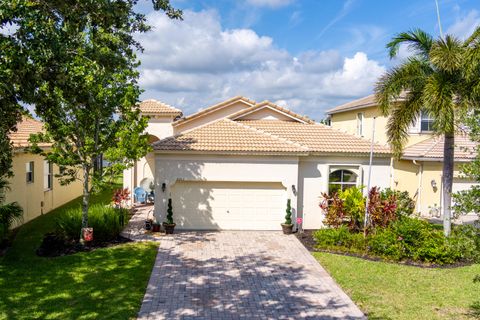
left=172, top=181, right=286, bottom=230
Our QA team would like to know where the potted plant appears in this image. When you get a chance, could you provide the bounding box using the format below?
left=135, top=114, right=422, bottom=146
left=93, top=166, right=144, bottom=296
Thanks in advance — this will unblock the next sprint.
left=163, top=198, right=176, bottom=234
left=281, top=199, right=293, bottom=234
left=152, top=221, right=161, bottom=232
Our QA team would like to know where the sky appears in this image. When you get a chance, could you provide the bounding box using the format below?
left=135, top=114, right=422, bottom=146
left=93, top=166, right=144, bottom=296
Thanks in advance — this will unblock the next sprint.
left=135, top=0, right=480, bottom=120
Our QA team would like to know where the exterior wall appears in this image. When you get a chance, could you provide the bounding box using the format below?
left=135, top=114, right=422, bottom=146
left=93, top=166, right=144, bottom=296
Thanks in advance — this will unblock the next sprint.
left=154, top=153, right=391, bottom=230
left=5, top=152, right=83, bottom=225
left=154, top=154, right=299, bottom=225
left=145, top=116, right=175, bottom=140
left=298, top=156, right=391, bottom=229
left=330, top=106, right=431, bottom=147
left=236, top=108, right=295, bottom=121
left=174, top=101, right=252, bottom=134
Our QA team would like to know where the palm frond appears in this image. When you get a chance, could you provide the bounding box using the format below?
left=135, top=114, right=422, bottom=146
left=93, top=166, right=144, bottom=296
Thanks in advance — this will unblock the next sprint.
left=0, top=201, right=23, bottom=239
left=386, top=92, right=424, bottom=158
left=375, top=57, right=432, bottom=116
left=386, top=29, right=433, bottom=59
left=430, top=35, right=463, bottom=73
left=423, top=72, right=455, bottom=134
left=465, top=25, right=480, bottom=47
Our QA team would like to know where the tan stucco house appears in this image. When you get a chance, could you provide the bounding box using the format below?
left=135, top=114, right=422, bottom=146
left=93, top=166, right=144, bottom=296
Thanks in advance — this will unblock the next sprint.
left=124, top=96, right=393, bottom=230
left=6, top=117, right=83, bottom=225
left=327, top=94, right=478, bottom=217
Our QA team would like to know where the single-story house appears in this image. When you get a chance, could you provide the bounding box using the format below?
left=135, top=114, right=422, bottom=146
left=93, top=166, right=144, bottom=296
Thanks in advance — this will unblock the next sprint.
left=125, top=96, right=393, bottom=230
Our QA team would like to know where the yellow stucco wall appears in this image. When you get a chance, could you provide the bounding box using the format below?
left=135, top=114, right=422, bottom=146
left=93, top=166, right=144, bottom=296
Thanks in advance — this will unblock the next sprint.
left=329, top=106, right=431, bottom=147
left=5, top=152, right=83, bottom=225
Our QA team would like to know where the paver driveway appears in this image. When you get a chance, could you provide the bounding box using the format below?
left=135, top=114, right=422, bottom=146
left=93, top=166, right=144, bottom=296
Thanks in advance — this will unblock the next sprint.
left=138, top=231, right=365, bottom=320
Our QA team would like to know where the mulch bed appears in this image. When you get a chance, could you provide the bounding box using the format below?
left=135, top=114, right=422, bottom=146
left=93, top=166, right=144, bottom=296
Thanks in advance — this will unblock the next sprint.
left=36, top=233, right=132, bottom=257
left=295, top=229, right=472, bottom=269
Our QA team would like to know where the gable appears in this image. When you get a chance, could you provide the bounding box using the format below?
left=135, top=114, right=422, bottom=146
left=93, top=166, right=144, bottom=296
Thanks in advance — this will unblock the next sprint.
left=174, top=97, right=254, bottom=134
left=234, top=106, right=302, bottom=122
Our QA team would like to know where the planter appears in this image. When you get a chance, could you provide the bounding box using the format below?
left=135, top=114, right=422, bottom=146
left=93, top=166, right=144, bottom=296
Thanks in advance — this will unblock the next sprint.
left=281, top=223, right=293, bottom=235
left=152, top=223, right=161, bottom=232
left=145, top=219, right=153, bottom=231
left=163, top=222, right=176, bottom=234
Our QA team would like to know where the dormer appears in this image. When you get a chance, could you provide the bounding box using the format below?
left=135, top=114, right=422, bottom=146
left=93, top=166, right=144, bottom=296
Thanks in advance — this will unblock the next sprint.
left=138, top=99, right=182, bottom=142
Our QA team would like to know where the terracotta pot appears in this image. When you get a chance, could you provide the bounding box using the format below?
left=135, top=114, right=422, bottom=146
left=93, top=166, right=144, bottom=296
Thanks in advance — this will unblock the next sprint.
left=281, top=223, right=293, bottom=235
left=152, top=224, right=161, bottom=232
left=163, top=223, right=176, bottom=234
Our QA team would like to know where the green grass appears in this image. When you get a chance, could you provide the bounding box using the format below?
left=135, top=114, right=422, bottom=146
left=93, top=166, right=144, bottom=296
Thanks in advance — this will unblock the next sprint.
left=314, top=252, right=480, bottom=320
left=0, top=186, right=158, bottom=320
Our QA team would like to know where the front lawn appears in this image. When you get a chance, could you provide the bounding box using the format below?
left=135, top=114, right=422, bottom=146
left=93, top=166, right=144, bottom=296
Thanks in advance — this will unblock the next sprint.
left=314, top=252, right=480, bottom=320
left=0, top=187, right=158, bottom=320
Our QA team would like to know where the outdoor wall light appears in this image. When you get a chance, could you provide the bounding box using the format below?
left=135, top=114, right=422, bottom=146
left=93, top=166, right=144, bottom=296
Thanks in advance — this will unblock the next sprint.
left=431, top=179, right=437, bottom=189
left=292, top=184, right=297, bottom=196
left=161, top=182, right=166, bottom=193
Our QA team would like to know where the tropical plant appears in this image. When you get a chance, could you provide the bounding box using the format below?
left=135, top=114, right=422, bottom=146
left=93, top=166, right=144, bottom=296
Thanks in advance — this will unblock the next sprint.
left=1, top=1, right=182, bottom=242
left=321, top=186, right=365, bottom=232
left=0, top=178, right=23, bottom=241
left=367, top=187, right=397, bottom=229
left=112, top=188, right=131, bottom=209
left=284, top=199, right=292, bottom=225
left=375, top=27, right=480, bottom=236
left=381, top=188, right=416, bottom=217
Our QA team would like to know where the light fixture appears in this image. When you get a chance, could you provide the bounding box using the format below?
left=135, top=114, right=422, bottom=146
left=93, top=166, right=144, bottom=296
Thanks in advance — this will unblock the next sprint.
left=431, top=179, right=437, bottom=189
left=161, top=183, right=166, bottom=193
left=292, top=184, right=297, bottom=196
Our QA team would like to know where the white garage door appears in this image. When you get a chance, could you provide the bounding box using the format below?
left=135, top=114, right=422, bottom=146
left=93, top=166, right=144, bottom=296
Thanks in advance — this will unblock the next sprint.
left=171, top=181, right=286, bottom=230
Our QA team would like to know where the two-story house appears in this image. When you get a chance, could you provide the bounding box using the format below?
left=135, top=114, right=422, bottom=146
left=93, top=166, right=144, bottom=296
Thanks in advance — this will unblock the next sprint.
left=327, top=94, right=478, bottom=217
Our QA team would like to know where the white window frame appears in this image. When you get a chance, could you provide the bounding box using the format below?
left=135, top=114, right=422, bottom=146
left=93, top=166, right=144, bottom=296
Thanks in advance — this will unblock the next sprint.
left=356, top=112, right=364, bottom=136
left=44, top=160, right=53, bottom=191
left=420, top=110, right=434, bottom=132
left=26, top=161, right=34, bottom=183
left=328, top=166, right=361, bottom=194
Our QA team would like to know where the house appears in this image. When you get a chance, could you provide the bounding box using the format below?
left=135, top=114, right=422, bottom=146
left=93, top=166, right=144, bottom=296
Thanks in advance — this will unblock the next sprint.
left=6, top=117, right=83, bottom=224
left=125, top=96, right=392, bottom=230
left=327, top=94, right=478, bottom=216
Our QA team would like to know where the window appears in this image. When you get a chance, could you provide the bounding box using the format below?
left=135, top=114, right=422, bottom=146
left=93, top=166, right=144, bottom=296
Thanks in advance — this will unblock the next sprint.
left=26, top=161, right=34, bottom=183
left=44, top=160, right=53, bottom=190
left=356, top=112, right=364, bottom=136
left=420, top=111, right=434, bottom=132
left=328, top=169, right=358, bottom=194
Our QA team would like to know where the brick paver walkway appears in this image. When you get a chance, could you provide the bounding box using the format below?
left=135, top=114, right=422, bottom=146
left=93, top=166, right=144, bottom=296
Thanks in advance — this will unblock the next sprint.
left=138, top=231, right=365, bottom=320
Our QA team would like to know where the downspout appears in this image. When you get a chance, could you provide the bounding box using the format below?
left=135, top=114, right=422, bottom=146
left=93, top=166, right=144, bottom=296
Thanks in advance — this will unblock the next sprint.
left=389, top=157, right=395, bottom=189
left=413, top=160, right=423, bottom=214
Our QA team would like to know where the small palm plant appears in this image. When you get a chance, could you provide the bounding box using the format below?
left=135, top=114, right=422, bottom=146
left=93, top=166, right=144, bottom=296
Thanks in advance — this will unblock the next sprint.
left=0, top=177, right=23, bottom=241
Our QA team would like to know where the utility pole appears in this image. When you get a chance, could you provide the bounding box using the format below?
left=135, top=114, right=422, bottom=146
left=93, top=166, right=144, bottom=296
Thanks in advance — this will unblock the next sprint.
left=364, top=117, right=376, bottom=236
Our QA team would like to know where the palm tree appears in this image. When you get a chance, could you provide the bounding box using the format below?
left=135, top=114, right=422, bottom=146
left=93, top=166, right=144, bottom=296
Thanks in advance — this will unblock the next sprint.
left=375, top=28, right=480, bottom=236
left=0, top=177, right=23, bottom=241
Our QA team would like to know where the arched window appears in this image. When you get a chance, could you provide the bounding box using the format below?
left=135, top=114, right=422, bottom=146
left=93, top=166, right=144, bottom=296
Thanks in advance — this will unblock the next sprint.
left=329, top=169, right=358, bottom=194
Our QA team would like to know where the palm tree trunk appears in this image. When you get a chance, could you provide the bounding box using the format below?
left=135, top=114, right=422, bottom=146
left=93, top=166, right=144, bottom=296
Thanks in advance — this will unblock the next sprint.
left=80, top=164, right=90, bottom=243
left=442, top=133, right=455, bottom=237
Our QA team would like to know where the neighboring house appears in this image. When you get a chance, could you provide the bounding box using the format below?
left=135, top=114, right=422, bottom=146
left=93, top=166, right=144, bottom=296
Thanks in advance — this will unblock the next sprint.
left=6, top=117, right=83, bottom=224
left=126, top=96, right=392, bottom=230
left=327, top=94, right=478, bottom=216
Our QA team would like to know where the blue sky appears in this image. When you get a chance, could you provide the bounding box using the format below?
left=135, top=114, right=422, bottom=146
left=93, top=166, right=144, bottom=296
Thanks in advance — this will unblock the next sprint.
left=135, top=0, right=480, bottom=120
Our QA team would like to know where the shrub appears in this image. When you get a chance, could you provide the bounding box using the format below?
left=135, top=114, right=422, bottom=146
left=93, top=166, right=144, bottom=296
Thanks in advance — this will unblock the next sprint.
left=284, top=199, right=292, bottom=225
left=165, top=198, right=174, bottom=225
left=56, top=204, right=129, bottom=243
left=381, top=188, right=415, bottom=217
left=320, top=192, right=345, bottom=229
left=314, top=225, right=366, bottom=252
left=368, top=187, right=397, bottom=229
left=367, top=228, right=404, bottom=260
left=321, top=186, right=364, bottom=231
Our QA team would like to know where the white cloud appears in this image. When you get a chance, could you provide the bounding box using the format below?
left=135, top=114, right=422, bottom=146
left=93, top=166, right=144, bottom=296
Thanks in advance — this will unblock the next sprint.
left=136, top=10, right=385, bottom=120
left=446, top=9, right=480, bottom=40
left=245, top=0, right=294, bottom=9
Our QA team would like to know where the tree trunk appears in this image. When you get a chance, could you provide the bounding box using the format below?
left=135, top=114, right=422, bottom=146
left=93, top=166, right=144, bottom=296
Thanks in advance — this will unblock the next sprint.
left=80, top=164, right=90, bottom=242
left=442, top=133, right=455, bottom=237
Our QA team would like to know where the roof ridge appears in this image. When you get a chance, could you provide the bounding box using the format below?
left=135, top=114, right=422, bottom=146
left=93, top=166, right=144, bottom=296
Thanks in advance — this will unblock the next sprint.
left=139, top=99, right=181, bottom=112
left=228, top=119, right=309, bottom=151
left=173, top=96, right=256, bottom=126
left=255, top=101, right=315, bottom=124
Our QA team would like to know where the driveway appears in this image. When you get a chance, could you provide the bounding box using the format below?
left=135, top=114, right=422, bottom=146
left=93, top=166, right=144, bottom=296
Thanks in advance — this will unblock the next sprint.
left=138, top=231, right=365, bottom=320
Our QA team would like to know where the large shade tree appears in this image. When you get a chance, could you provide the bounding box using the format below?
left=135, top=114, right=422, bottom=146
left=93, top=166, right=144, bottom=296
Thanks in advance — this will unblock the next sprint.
left=0, top=0, right=182, bottom=241
left=375, top=27, right=480, bottom=236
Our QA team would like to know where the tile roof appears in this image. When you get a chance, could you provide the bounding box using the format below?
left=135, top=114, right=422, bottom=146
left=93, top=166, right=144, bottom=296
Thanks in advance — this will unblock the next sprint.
left=326, top=92, right=406, bottom=115
left=229, top=101, right=315, bottom=124
left=9, top=117, right=50, bottom=148
left=402, top=134, right=477, bottom=161
left=154, top=119, right=308, bottom=153
left=138, top=99, right=182, bottom=116
left=239, top=120, right=391, bottom=155
left=154, top=119, right=391, bottom=156
left=173, top=96, right=255, bottom=126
